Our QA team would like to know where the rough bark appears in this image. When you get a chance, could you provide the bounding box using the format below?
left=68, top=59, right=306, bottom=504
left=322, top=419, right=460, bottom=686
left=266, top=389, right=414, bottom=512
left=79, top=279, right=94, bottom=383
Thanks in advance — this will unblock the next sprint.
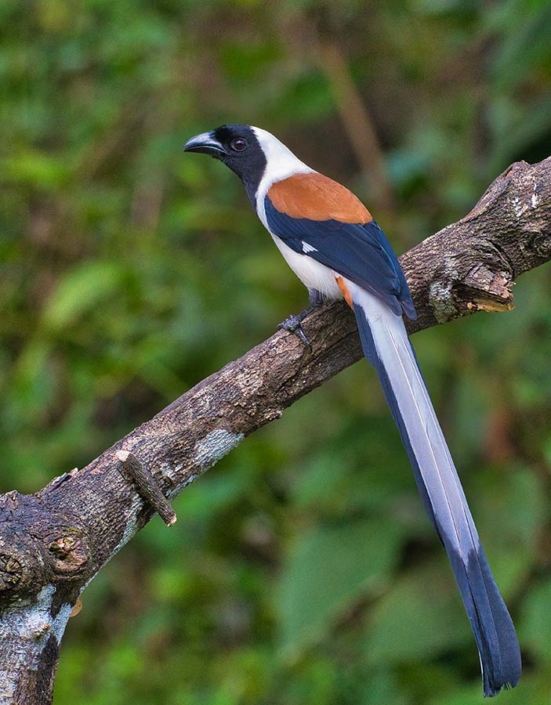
left=1, top=157, right=550, bottom=704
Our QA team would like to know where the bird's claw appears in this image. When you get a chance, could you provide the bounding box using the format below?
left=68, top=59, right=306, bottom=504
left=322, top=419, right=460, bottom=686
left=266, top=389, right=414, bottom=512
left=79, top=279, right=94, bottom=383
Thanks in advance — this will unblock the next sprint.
left=278, top=313, right=312, bottom=348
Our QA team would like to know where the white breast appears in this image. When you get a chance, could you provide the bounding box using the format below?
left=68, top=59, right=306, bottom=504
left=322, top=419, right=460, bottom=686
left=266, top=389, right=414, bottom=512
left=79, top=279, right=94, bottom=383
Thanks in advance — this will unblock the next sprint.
left=270, top=234, right=342, bottom=298
left=251, top=127, right=342, bottom=300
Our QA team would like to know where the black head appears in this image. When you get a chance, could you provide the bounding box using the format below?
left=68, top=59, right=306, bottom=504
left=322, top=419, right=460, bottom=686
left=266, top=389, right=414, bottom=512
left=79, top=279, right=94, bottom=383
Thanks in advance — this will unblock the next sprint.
left=184, top=124, right=267, bottom=201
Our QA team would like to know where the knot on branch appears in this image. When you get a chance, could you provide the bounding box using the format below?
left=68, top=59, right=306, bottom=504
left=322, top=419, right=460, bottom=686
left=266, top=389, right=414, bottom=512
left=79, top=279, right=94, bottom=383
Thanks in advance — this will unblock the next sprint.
left=0, top=553, right=23, bottom=590
left=532, top=231, right=551, bottom=258
left=46, top=530, right=90, bottom=579
left=0, top=491, right=92, bottom=606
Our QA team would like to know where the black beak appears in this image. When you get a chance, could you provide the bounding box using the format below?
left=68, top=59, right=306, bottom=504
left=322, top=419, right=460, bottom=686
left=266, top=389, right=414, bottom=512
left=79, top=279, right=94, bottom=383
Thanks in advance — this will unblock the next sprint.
left=183, top=132, right=226, bottom=157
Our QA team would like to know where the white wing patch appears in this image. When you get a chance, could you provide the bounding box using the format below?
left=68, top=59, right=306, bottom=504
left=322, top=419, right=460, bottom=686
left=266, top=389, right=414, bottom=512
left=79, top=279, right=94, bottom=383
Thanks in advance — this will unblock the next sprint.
left=302, top=242, right=318, bottom=253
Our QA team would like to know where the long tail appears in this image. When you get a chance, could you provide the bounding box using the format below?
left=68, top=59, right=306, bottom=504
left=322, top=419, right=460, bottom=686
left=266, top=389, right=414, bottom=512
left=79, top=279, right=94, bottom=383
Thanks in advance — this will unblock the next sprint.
left=348, top=281, right=521, bottom=696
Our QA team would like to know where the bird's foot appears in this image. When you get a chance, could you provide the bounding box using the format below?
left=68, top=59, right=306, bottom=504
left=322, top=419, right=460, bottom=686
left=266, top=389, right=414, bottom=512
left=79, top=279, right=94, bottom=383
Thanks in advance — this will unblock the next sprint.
left=278, top=291, right=325, bottom=348
left=278, top=306, right=319, bottom=347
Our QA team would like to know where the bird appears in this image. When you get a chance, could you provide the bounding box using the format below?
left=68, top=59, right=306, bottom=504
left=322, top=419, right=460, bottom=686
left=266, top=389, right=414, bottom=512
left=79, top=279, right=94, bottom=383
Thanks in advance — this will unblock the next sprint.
left=183, top=124, right=521, bottom=696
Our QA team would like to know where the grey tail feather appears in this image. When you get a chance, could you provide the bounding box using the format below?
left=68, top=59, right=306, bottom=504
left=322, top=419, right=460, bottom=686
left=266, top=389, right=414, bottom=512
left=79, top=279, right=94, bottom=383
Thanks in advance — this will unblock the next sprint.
left=348, top=282, right=521, bottom=696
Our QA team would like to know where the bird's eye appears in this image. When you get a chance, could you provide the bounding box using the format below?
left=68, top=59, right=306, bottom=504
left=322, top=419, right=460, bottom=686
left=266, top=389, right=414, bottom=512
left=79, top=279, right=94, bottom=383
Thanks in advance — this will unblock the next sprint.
left=230, top=138, right=248, bottom=152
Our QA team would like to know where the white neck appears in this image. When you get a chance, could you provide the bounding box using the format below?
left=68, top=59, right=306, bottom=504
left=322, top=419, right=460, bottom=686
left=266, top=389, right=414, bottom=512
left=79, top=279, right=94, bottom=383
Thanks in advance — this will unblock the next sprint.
left=252, top=127, right=315, bottom=219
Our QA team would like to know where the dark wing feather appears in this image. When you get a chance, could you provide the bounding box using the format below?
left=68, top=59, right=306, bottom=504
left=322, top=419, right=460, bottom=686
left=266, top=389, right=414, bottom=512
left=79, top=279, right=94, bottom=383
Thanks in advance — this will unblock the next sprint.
left=264, top=196, right=416, bottom=319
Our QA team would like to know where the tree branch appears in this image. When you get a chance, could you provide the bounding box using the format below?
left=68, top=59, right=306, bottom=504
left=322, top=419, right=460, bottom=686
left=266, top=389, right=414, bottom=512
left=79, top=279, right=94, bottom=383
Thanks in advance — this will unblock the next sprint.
left=1, top=157, right=550, bottom=704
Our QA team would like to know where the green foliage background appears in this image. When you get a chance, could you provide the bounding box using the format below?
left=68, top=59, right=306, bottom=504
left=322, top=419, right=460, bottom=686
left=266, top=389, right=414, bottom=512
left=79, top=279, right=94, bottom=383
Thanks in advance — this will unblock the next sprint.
left=3, top=0, right=551, bottom=702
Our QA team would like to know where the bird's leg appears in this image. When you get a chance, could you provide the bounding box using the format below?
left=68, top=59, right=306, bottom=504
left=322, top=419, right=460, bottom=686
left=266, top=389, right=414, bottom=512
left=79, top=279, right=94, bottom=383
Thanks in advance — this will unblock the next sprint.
left=278, top=289, right=325, bottom=347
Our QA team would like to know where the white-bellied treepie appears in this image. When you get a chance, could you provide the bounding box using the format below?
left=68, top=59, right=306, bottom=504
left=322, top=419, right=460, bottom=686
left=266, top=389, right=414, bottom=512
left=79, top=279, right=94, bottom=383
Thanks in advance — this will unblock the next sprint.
left=184, top=124, right=521, bottom=696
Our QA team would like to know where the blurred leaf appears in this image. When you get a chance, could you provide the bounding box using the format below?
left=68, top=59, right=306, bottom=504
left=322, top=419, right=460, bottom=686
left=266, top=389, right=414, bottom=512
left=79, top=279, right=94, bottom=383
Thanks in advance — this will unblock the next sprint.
left=363, top=562, right=471, bottom=664
left=471, top=465, right=544, bottom=595
left=276, top=517, right=402, bottom=656
left=491, top=5, right=551, bottom=90
left=357, top=670, right=409, bottom=705
left=489, top=96, right=551, bottom=170
left=178, top=471, right=252, bottom=522
left=520, top=579, right=551, bottom=663
left=2, top=151, right=71, bottom=188
left=42, top=261, right=128, bottom=331
left=428, top=671, right=551, bottom=705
